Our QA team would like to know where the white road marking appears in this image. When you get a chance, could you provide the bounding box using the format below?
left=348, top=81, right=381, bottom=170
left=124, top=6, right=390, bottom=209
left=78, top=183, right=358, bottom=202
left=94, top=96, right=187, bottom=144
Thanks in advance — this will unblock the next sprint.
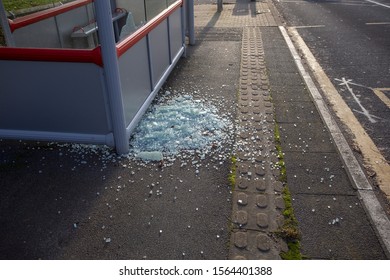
left=335, top=77, right=379, bottom=123
left=294, top=25, right=326, bottom=29
left=334, top=78, right=390, bottom=110
left=366, top=0, right=390, bottom=8
left=365, top=22, right=390, bottom=25
left=352, top=109, right=383, bottom=121
left=335, top=79, right=371, bottom=89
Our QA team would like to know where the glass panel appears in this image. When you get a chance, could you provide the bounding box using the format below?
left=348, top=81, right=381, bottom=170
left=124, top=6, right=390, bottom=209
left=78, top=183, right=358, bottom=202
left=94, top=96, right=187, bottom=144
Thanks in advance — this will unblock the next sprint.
left=166, top=0, right=177, bottom=6
left=144, top=0, right=167, bottom=21
left=116, top=0, right=146, bottom=41
left=114, top=0, right=180, bottom=42
left=64, top=2, right=99, bottom=49
left=14, top=16, right=63, bottom=48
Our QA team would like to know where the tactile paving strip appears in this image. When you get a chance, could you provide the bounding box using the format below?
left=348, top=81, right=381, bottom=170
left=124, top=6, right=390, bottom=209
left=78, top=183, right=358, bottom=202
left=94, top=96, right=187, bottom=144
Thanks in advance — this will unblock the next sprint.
left=229, top=27, right=287, bottom=260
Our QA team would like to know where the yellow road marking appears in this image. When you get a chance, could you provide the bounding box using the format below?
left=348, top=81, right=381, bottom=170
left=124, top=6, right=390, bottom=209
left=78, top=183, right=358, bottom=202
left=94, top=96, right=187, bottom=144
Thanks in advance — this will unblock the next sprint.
left=373, top=88, right=390, bottom=109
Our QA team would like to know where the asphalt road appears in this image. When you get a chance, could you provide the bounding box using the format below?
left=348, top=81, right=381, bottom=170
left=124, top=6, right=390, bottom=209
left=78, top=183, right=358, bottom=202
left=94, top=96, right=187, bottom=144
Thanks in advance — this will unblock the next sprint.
left=272, top=0, right=390, bottom=162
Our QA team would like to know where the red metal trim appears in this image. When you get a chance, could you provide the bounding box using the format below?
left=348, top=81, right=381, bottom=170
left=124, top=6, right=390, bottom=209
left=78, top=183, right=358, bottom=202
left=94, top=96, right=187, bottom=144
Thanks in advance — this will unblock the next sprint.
left=116, top=0, right=183, bottom=57
left=8, top=0, right=93, bottom=32
left=0, top=47, right=103, bottom=66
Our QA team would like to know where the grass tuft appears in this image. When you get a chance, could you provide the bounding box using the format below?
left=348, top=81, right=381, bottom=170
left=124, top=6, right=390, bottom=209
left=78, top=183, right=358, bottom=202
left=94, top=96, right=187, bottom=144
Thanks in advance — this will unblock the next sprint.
left=274, top=123, right=303, bottom=260
left=228, top=155, right=237, bottom=190
left=3, top=0, right=59, bottom=11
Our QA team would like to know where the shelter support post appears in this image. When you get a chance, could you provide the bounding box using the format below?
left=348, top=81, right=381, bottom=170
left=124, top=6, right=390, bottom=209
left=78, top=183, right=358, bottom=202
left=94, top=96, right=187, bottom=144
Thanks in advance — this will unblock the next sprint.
left=94, top=0, right=128, bottom=154
left=186, top=0, right=195, bottom=45
left=0, top=0, right=15, bottom=46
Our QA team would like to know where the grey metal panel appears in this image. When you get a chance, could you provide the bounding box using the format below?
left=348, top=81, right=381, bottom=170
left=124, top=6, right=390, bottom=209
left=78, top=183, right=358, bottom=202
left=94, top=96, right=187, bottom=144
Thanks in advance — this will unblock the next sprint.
left=0, top=129, right=115, bottom=147
left=118, top=37, right=152, bottom=125
left=149, top=20, right=170, bottom=87
left=0, top=60, right=111, bottom=135
left=169, top=8, right=183, bottom=61
left=13, top=17, right=61, bottom=48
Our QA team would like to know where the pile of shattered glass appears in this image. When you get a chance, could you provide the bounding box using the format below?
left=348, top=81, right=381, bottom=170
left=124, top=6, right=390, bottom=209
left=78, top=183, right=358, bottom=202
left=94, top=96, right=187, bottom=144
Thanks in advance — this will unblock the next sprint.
left=58, top=90, right=234, bottom=166
left=130, top=91, right=234, bottom=163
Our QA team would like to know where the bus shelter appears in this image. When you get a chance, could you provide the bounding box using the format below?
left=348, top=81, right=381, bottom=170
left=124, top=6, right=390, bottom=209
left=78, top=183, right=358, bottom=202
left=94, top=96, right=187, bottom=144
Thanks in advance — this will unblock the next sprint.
left=0, top=0, right=195, bottom=154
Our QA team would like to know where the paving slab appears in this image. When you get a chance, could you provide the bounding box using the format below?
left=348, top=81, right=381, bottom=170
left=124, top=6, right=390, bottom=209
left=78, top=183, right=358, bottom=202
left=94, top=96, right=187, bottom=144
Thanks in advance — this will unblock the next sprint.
left=270, top=85, right=313, bottom=102
left=194, top=2, right=279, bottom=28
left=284, top=151, right=355, bottom=195
left=292, top=194, right=386, bottom=259
left=268, top=72, right=305, bottom=87
left=274, top=101, right=321, bottom=123
left=278, top=122, right=335, bottom=153
left=265, top=59, right=299, bottom=73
